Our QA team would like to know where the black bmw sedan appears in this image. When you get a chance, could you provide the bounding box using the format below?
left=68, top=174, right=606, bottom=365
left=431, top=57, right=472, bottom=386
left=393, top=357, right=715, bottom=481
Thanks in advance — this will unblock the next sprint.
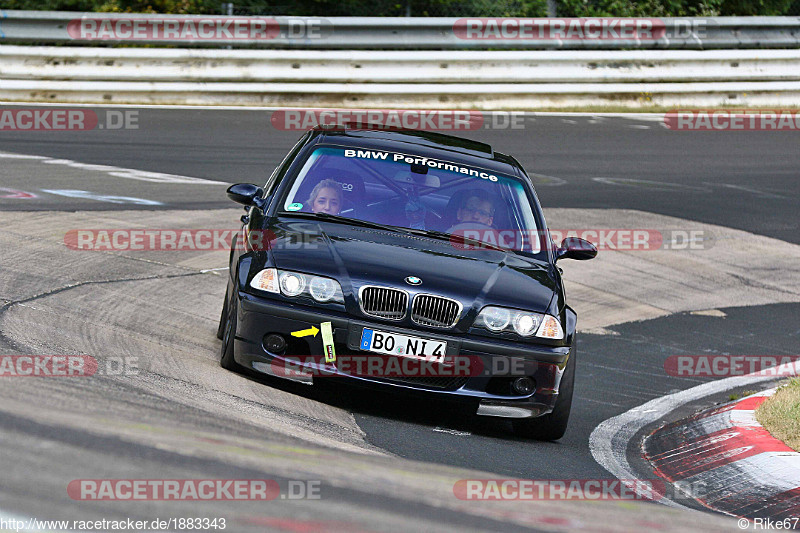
left=218, top=126, right=596, bottom=440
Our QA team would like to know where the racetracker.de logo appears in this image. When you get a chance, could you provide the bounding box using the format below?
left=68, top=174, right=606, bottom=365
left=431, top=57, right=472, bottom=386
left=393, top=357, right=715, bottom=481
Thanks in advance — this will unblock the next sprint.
left=0, top=355, right=97, bottom=377
left=273, top=354, right=489, bottom=379
left=448, top=229, right=713, bottom=252
left=63, top=229, right=295, bottom=252
left=68, top=479, right=280, bottom=500
left=271, top=109, right=498, bottom=131
left=67, top=17, right=280, bottom=40
left=453, top=18, right=665, bottom=40
left=664, top=110, right=800, bottom=131
left=0, top=109, right=97, bottom=131
left=664, top=355, right=800, bottom=377
left=453, top=479, right=664, bottom=500
left=0, top=109, right=139, bottom=131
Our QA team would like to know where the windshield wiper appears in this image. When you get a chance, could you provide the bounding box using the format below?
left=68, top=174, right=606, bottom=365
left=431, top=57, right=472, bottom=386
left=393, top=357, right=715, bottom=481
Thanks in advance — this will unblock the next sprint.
left=404, top=228, right=506, bottom=252
left=281, top=212, right=508, bottom=251
left=280, top=211, right=414, bottom=234
left=404, top=228, right=450, bottom=240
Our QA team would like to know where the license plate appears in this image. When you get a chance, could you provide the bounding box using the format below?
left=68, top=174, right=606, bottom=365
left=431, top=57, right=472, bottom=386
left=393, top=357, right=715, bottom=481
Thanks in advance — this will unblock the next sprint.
left=360, top=328, right=446, bottom=362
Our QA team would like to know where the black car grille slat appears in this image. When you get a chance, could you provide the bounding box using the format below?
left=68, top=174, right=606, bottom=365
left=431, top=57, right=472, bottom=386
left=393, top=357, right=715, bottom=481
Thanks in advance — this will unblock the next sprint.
left=411, top=294, right=461, bottom=328
left=359, top=286, right=408, bottom=320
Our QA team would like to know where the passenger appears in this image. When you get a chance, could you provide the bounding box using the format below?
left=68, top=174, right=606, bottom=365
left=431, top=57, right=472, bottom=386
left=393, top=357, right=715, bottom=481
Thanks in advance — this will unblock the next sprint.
left=307, top=179, right=343, bottom=215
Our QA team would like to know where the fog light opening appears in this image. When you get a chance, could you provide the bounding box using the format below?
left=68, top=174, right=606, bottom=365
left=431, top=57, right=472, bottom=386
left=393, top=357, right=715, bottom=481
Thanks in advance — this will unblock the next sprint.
left=264, top=333, right=287, bottom=355
left=512, top=377, right=535, bottom=395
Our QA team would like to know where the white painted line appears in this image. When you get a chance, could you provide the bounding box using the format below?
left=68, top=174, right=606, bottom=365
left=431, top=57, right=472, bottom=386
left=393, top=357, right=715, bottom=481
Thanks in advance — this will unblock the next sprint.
left=620, top=115, right=667, bottom=123
left=0, top=152, right=48, bottom=159
left=41, top=158, right=227, bottom=185
left=42, top=189, right=164, bottom=206
left=591, top=177, right=711, bottom=192
left=709, top=182, right=788, bottom=200
left=580, top=327, right=620, bottom=336
left=689, top=309, right=727, bottom=317
left=589, top=360, right=800, bottom=508
left=1, top=150, right=226, bottom=185
left=433, top=427, right=471, bottom=436
left=529, top=173, right=567, bottom=186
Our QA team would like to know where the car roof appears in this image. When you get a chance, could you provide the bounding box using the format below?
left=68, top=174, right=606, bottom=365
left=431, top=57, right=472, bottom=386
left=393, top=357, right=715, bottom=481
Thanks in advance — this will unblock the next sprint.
left=309, top=127, right=524, bottom=178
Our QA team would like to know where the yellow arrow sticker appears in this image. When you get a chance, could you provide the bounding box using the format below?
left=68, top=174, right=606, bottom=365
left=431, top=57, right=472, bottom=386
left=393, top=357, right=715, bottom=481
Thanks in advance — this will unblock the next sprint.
left=291, top=326, right=319, bottom=338
left=321, top=322, right=336, bottom=363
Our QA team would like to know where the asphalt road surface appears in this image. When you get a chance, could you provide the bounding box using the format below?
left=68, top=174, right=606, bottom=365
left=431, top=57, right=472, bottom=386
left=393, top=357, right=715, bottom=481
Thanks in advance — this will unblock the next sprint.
left=1, top=105, right=798, bottom=532
left=1, top=107, right=797, bottom=243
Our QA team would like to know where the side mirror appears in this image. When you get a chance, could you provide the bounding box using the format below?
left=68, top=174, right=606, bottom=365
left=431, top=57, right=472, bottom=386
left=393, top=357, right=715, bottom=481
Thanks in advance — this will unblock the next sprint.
left=227, top=183, right=265, bottom=208
left=556, top=237, right=598, bottom=262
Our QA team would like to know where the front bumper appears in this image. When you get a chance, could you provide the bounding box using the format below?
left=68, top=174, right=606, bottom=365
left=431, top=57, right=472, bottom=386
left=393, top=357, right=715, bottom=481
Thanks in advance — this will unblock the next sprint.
left=235, top=292, right=571, bottom=418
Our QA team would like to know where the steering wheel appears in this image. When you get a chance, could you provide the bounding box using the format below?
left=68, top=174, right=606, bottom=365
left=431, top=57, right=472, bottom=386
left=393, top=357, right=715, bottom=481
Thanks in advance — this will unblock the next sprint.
left=448, top=221, right=495, bottom=232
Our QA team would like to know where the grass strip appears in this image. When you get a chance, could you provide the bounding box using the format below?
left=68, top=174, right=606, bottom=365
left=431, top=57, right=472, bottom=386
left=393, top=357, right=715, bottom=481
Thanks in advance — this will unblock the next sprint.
left=756, top=378, right=800, bottom=452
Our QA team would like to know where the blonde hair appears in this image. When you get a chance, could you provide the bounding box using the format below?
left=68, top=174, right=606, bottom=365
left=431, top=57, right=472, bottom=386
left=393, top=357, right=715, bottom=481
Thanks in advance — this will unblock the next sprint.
left=307, top=179, right=343, bottom=205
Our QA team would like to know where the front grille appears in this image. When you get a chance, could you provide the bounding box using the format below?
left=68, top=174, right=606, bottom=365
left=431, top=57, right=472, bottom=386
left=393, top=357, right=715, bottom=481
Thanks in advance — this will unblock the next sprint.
left=411, top=294, right=462, bottom=328
left=359, top=286, right=408, bottom=321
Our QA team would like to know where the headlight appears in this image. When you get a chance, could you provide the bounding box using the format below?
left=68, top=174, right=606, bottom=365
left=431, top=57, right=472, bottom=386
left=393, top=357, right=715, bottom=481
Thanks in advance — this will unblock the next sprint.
left=279, top=271, right=306, bottom=296
left=250, top=269, right=343, bottom=304
left=309, top=276, right=337, bottom=302
left=476, top=306, right=562, bottom=339
left=478, top=306, right=510, bottom=331
left=513, top=313, right=540, bottom=336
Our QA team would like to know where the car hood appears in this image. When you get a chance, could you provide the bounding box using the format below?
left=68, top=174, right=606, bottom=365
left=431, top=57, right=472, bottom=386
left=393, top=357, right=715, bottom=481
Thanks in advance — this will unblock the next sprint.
left=267, top=219, right=558, bottom=313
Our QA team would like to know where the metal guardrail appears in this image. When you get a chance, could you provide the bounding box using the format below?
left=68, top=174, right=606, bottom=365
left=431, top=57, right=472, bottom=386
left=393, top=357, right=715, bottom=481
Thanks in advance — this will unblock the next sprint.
left=2, top=11, right=799, bottom=108
left=1, top=45, right=799, bottom=108
left=0, top=11, right=799, bottom=49
left=3, top=46, right=800, bottom=83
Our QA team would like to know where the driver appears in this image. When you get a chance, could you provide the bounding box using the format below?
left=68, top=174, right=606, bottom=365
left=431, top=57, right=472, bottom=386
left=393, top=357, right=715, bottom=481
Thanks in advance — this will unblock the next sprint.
left=452, top=193, right=495, bottom=228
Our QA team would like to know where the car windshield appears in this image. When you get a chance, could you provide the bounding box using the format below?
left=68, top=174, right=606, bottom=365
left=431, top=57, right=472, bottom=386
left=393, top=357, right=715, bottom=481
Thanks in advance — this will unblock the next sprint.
left=278, top=145, right=545, bottom=255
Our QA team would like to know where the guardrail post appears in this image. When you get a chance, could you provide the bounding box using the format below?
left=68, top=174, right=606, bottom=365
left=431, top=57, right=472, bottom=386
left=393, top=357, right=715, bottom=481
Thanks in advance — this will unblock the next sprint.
left=547, top=0, right=557, bottom=17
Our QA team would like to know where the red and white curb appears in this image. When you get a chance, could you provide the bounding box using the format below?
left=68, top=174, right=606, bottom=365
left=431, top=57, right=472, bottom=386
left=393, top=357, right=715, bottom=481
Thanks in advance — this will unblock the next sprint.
left=644, top=388, right=800, bottom=520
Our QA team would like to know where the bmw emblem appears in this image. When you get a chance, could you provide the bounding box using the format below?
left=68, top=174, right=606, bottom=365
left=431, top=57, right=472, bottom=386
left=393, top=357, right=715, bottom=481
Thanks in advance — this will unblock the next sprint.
left=405, top=276, right=422, bottom=286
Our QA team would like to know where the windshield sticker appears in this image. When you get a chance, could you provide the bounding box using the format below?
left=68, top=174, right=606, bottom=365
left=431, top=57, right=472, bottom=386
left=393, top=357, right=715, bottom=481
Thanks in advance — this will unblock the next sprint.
left=287, top=202, right=304, bottom=211
left=343, top=149, right=499, bottom=182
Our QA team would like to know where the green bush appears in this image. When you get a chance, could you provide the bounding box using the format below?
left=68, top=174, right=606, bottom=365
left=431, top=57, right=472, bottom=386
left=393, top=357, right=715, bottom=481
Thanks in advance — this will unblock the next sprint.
left=3, top=0, right=796, bottom=16
left=721, top=0, right=793, bottom=15
left=556, top=0, right=724, bottom=16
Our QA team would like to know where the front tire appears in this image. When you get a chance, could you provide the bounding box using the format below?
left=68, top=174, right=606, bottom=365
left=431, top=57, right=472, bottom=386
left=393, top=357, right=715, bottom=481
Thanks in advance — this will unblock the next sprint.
left=219, top=291, right=243, bottom=372
left=216, top=288, right=228, bottom=340
left=513, top=345, right=575, bottom=441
